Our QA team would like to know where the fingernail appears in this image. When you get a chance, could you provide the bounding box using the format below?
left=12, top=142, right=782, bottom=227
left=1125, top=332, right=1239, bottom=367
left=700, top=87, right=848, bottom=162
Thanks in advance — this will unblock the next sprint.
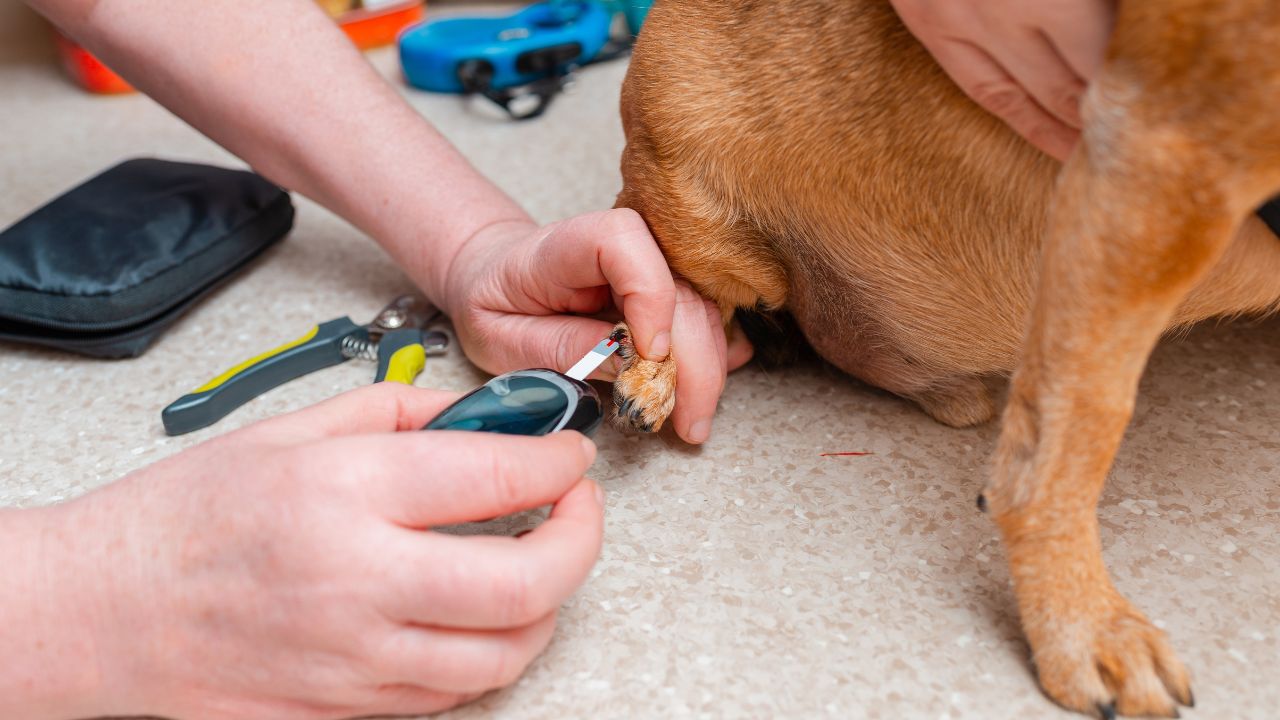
left=688, top=418, right=712, bottom=444
left=648, top=331, right=671, bottom=360
left=593, top=482, right=606, bottom=507
left=580, top=434, right=597, bottom=464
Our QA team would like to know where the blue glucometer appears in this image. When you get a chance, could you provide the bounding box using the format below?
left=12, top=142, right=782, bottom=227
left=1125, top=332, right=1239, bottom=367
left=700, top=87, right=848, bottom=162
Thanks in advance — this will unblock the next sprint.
left=423, top=334, right=621, bottom=436
left=424, top=368, right=604, bottom=436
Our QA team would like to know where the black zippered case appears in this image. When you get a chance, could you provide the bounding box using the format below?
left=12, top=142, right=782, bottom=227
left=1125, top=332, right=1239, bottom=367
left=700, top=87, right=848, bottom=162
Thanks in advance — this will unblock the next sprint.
left=0, top=158, right=293, bottom=358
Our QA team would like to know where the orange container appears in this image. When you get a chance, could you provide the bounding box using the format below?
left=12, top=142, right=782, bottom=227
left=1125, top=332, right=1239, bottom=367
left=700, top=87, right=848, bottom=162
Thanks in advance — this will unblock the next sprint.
left=55, top=1, right=425, bottom=94
left=341, top=2, right=426, bottom=50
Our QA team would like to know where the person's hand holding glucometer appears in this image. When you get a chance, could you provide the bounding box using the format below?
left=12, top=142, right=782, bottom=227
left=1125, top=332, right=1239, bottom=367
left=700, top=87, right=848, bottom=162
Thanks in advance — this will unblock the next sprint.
left=3, top=0, right=751, bottom=717
left=1, top=385, right=604, bottom=719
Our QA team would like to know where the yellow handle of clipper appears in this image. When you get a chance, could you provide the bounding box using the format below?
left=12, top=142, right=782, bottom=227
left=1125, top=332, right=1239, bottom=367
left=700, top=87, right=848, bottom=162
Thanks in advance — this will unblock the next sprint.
left=191, top=326, right=320, bottom=394
left=374, top=328, right=428, bottom=384
left=382, top=343, right=426, bottom=384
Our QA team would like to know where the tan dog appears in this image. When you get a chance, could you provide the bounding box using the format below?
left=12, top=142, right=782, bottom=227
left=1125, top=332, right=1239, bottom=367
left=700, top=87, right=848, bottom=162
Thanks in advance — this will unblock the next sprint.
left=608, top=0, right=1280, bottom=717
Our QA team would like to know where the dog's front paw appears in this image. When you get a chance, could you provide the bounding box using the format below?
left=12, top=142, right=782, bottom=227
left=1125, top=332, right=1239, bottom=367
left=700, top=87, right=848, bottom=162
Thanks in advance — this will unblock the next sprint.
left=1024, top=588, right=1193, bottom=718
left=609, top=322, right=676, bottom=432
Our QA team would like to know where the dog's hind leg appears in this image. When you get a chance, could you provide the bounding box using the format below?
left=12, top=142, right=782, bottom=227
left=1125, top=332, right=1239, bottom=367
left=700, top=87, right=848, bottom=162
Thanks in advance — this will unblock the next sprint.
left=909, top=375, right=997, bottom=428
left=984, top=4, right=1280, bottom=715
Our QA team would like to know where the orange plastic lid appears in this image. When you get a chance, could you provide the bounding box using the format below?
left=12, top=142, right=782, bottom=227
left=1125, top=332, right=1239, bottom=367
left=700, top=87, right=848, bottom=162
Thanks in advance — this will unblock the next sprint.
left=54, top=31, right=133, bottom=94
left=342, top=3, right=424, bottom=50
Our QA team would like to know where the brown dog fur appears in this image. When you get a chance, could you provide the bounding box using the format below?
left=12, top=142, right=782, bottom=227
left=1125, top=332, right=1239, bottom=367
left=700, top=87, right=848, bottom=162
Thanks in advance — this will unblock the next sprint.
left=610, top=0, right=1280, bottom=716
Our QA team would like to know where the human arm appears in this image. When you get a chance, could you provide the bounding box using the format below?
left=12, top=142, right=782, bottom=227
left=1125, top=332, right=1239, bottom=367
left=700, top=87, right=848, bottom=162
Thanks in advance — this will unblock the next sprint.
left=26, top=0, right=749, bottom=442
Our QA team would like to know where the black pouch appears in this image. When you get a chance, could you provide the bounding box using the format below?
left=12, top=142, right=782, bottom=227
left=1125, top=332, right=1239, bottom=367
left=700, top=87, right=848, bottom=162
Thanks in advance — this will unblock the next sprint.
left=0, top=158, right=294, bottom=358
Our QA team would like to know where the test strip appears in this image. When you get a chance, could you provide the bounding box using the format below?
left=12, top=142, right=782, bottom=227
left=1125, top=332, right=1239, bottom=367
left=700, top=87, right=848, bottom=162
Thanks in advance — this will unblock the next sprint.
left=565, top=335, right=621, bottom=381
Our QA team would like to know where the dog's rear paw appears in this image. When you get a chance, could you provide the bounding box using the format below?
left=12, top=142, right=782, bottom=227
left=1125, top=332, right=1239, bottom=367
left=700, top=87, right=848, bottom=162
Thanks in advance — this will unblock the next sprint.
left=1028, top=593, right=1193, bottom=718
left=610, top=322, right=676, bottom=433
left=910, top=375, right=996, bottom=427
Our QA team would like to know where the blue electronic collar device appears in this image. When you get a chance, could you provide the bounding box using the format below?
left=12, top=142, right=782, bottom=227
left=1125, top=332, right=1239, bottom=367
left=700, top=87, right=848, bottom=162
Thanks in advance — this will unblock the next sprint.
left=398, top=1, right=637, bottom=119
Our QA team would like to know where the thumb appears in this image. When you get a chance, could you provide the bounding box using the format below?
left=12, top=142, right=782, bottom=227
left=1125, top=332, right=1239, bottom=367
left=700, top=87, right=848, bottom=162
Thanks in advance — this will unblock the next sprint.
left=249, top=383, right=463, bottom=442
left=530, top=209, right=676, bottom=361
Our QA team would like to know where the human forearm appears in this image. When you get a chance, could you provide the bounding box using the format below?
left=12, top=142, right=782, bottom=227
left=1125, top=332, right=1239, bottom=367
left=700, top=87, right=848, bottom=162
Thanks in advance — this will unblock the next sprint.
left=0, top=505, right=109, bottom=719
left=28, top=0, right=530, bottom=307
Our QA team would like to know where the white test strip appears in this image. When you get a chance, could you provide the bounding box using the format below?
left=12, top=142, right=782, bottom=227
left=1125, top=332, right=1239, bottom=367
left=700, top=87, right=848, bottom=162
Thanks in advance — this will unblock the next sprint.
left=565, top=336, right=622, bottom=381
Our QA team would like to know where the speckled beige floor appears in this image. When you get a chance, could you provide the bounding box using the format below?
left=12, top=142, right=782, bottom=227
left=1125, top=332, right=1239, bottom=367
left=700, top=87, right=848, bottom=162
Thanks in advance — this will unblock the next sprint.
left=2, top=3, right=1278, bottom=719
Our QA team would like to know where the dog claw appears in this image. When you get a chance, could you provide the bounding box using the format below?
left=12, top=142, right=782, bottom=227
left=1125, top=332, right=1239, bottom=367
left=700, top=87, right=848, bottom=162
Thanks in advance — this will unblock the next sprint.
left=976, top=493, right=988, bottom=513
left=612, top=395, right=657, bottom=432
left=1169, top=686, right=1195, bottom=708
left=1097, top=702, right=1116, bottom=720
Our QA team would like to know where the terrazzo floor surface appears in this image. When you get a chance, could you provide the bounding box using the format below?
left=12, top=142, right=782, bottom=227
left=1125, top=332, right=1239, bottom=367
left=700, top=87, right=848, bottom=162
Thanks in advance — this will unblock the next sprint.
left=2, top=3, right=1278, bottom=718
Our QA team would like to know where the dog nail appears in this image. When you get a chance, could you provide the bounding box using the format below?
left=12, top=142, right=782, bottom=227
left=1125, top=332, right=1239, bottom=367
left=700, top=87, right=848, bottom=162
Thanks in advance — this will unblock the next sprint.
left=976, top=494, right=988, bottom=513
left=618, top=398, right=633, bottom=417
left=1184, top=689, right=1195, bottom=708
left=1097, top=701, right=1116, bottom=720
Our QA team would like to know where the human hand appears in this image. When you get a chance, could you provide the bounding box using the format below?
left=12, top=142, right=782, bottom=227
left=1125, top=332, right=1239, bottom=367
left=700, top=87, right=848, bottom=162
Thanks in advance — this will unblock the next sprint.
left=440, top=209, right=753, bottom=444
left=13, top=383, right=602, bottom=720
left=890, top=0, right=1115, bottom=160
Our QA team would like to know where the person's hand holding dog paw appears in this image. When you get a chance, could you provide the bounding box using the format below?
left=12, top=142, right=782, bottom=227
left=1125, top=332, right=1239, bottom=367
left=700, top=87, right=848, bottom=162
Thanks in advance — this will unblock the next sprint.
left=891, top=0, right=1115, bottom=160
left=441, top=209, right=753, bottom=444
